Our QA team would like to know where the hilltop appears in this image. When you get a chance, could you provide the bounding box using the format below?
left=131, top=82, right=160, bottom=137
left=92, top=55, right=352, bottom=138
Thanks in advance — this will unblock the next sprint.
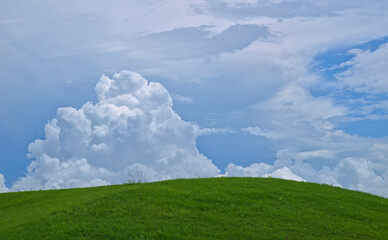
left=1, top=178, right=387, bottom=239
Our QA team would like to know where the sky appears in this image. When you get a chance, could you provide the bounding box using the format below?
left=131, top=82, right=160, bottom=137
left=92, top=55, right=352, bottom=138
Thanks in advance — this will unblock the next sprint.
left=0, top=0, right=388, bottom=197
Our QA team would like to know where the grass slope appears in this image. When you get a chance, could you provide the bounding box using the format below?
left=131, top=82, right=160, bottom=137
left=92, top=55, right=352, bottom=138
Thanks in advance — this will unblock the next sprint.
left=0, top=178, right=387, bottom=239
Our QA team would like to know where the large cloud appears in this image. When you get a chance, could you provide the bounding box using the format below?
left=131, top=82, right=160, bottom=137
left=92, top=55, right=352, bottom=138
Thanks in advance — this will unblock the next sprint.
left=12, top=71, right=220, bottom=191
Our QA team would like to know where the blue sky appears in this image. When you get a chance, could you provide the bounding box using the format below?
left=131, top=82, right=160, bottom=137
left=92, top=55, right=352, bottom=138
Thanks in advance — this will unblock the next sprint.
left=1, top=0, right=388, bottom=197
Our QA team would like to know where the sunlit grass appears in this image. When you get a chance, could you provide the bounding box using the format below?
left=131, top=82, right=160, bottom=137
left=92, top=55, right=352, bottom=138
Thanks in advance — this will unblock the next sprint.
left=1, top=178, right=387, bottom=239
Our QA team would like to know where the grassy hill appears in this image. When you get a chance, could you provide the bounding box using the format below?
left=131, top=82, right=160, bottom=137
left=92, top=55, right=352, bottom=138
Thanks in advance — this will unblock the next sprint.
left=0, top=178, right=387, bottom=239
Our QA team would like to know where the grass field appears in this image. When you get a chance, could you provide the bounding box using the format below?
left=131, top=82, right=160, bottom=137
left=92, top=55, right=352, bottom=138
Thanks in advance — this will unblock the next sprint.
left=0, top=177, right=387, bottom=239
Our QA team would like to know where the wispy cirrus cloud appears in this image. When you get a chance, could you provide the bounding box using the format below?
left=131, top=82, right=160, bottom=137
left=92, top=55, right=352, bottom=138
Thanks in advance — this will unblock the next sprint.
left=131, top=24, right=269, bottom=60
left=193, top=0, right=381, bottom=19
left=336, top=43, right=388, bottom=94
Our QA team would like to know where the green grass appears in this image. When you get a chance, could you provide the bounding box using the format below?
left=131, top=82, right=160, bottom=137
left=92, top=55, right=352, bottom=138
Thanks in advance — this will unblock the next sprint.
left=0, top=178, right=387, bottom=239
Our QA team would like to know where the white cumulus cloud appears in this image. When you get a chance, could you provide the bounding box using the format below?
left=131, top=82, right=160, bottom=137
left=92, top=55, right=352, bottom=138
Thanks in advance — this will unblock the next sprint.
left=12, top=154, right=114, bottom=191
left=225, top=163, right=305, bottom=182
left=266, top=167, right=305, bottom=182
left=12, top=71, right=220, bottom=191
left=225, top=149, right=388, bottom=197
left=0, top=173, right=9, bottom=193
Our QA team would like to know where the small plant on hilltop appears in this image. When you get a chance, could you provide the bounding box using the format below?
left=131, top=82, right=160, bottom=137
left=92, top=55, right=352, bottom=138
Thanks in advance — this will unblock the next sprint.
left=125, top=170, right=145, bottom=184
